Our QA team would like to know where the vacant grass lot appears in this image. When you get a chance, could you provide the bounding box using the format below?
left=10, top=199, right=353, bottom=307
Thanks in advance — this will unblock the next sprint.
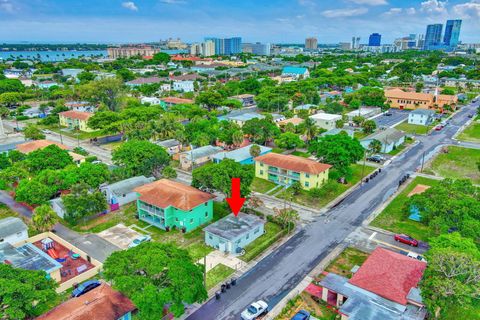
left=276, top=164, right=376, bottom=208
left=206, top=263, right=235, bottom=290
left=251, top=177, right=278, bottom=194
left=323, top=247, right=369, bottom=279
left=395, top=121, right=433, bottom=135
left=240, top=222, right=285, bottom=262
left=423, top=146, right=480, bottom=183
left=370, top=176, right=440, bottom=241
left=457, top=121, right=480, bottom=143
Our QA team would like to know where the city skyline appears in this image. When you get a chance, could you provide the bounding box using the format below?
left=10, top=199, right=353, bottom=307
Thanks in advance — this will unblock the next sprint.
left=0, top=0, right=479, bottom=44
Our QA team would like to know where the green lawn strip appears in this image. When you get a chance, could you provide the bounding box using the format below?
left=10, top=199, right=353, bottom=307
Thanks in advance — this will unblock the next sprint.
left=370, top=176, right=440, bottom=241
left=425, top=146, right=480, bottom=183
left=457, top=121, right=480, bottom=143
left=290, top=151, right=311, bottom=158
left=206, top=264, right=235, bottom=290
left=324, top=247, right=369, bottom=279
left=275, top=164, right=376, bottom=208
left=394, top=122, right=433, bottom=135
left=353, top=131, right=368, bottom=140
left=240, top=222, right=285, bottom=262
left=441, top=300, right=480, bottom=320
left=272, top=147, right=286, bottom=154
left=251, top=177, right=278, bottom=194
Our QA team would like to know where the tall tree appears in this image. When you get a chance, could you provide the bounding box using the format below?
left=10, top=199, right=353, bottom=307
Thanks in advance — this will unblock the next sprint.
left=62, top=183, right=107, bottom=225
left=0, top=264, right=58, bottom=319
left=32, top=204, right=58, bottom=232
left=26, top=144, right=73, bottom=173
left=103, top=242, right=207, bottom=319
left=274, top=132, right=305, bottom=150
left=23, top=124, right=46, bottom=140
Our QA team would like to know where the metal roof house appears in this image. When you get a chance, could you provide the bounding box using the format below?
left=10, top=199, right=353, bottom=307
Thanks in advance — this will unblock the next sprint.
left=100, top=176, right=155, bottom=209
left=204, top=213, right=266, bottom=254
left=360, top=128, right=406, bottom=153
left=212, top=144, right=272, bottom=165
left=156, top=139, right=182, bottom=155
left=179, top=145, right=223, bottom=170
left=0, top=217, right=28, bottom=244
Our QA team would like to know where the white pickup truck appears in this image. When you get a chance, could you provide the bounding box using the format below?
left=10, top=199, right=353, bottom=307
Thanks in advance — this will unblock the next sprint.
left=240, top=300, right=269, bottom=320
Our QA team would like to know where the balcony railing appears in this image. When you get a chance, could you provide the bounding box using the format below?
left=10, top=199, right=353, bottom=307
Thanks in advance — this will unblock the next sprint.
left=139, top=204, right=165, bottom=217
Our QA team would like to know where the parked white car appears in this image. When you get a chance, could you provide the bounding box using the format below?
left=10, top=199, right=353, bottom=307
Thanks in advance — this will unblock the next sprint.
left=241, top=300, right=268, bottom=320
left=128, top=235, right=152, bottom=248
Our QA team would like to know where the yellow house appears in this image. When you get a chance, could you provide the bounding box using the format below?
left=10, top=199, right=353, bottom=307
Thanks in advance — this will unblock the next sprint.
left=254, top=153, right=331, bottom=190
left=59, top=110, right=94, bottom=132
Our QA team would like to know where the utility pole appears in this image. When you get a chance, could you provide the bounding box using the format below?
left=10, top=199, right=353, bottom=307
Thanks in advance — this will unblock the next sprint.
left=360, top=149, right=367, bottom=185
left=420, top=151, right=426, bottom=172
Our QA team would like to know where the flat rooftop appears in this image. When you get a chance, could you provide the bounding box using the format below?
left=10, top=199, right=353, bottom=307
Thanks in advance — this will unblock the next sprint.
left=203, top=213, right=265, bottom=241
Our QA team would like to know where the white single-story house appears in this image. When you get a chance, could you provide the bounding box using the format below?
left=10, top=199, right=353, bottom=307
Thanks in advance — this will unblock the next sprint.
left=100, top=176, right=155, bottom=208
left=141, top=97, right=162, bottom=105
left=309, top=113, right=342, bottom=131
left=173, top=80, right=195, bottom=93
left=408, top=109, right=435, bottom=126
left=0, top=217, right=28, bottom=244
left=156, top=139, right=182, bottom=155
left=361, top=128, right=406, bottom=153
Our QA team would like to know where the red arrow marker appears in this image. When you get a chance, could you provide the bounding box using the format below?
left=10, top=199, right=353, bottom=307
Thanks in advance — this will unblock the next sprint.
left=226, top=178, right=245, bottom=217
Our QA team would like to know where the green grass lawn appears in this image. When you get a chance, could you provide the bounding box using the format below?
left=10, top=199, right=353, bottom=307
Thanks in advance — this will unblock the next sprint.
left=276, top=164, right=376, bottom=208
left=323, top=247, right=369, bottom=279
left=370, top=176, right=440, bottom=241
left=240, top=222, right=285, bottom=262
left=290, top=150, right=311, bottom=158
left=395, top=121, right=433, bottom=135
left=458, top=121, right=480, bottom=143
left=353, top=131, right=368, bottom=140
left=39, top=124, right=104, bottom=141
left=251, top=177, right=278, bottom=194
left=423, top=146, right=480, bottom=183
left=272, top=147, right=285, bottom=154
left=206, top=264, right=235, bottom=290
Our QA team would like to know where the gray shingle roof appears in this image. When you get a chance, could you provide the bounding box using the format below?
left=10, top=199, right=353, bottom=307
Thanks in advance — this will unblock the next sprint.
left=181, top=146, right=223, bottom=162
left=104, top=176, right=155, bottom=197
left=362, top=128, right=405, bottom=142
left=0, top=217, right=27, bottom=239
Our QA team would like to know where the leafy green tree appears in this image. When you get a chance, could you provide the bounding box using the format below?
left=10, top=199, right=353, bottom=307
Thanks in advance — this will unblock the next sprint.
left=78, top=78, right=124, bottom=111
left=309, top=133, right=364, bottom=180
left=0, top=163, right=28, bottom=187
left=0, top=78, right=25, bottom=94
left=440, top=88, right=456, bottom=95
left=352, top=115, right=365, bottom=126
left=0, top=264, right=58, bottom=319
left=362, top=119, right=376, bottom=134
left=32, top=204, right=58, bottom=232
left=162, top=166, right=177, bottom=179
left=75, top=162, right=111, bottom=188
left=0, top=92, right=23, bottom=107
left=88, top=111, right=122, bottom=129
left=195, top=90, right=224, bottom=111
left=192, top=159, right=254, bottom=198
left=23, top=124, right=45, bottom=140
left=415, top=82, right=424, bottom=93
left=289, top=181, right=303, bottom=195
left=249, top=144, right=261, bottom=158
left=344, top=86, right=386, bottom=107
left=15, top=179, right=55, bottom=206
left=103, top=242, right=206, bottom=319
left=26, top=144, right=73, bottom=173
left=335, top=119, right=345, bottom=129
left=77, top=71, right=96, bottom=83
left=273, top=207, right=299, bottom=234
left=112, top=140, right=170, bottom=177
left=368, top=139, right=382, bottom=154
left=274, top=132, right=304, bottom=150
left=116, top=68, right=135, bottom=81
left=242, top=118, right=280, bottom=145
left=152, top=52, right=171, bottom=65
left=62, top=183, right=107, bottom=225
left=232, top=130, right=244, bottom=146
left=420, top=233, right=480, bottom=318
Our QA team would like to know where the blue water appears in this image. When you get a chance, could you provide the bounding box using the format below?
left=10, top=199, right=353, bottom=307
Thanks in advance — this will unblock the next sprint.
left=0, top=50, right=107, bottom=61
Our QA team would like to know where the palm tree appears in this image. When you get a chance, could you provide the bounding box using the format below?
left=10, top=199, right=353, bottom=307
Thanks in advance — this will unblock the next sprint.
left=232, top=130, right=244, bottom=147
left=153, top=114, right=180, bottom=140
left=303, top=117, right=318, bottom=143
left=32, top=205, right=58, bottom=233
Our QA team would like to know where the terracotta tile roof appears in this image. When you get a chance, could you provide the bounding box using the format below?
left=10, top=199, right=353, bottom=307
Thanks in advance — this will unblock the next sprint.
left=134, top=179, right=214, bottom=211
left=385, top=89, right=433, bottom=101
left=161, top=97, right=194, bottom=104
left=349, top=247, right=426, bottom=305
left=254, top=153, right=331, bottom=174
left=16, top=140, right=69, bottom=154
left=59, top=110, right=94, bottom=121
left=36, top=284, right=136, bottom=320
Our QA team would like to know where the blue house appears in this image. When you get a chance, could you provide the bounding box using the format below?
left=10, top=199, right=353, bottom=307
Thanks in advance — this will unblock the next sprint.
left=212, top=144, right=272, bottom=165
left=281, top=66, right=310, bottom=79
left=204, top=213, right=266, bottom=254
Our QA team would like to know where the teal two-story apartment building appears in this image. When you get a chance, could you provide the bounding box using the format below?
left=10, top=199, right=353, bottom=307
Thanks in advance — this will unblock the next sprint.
left=134, top=179, right=215, bottom=233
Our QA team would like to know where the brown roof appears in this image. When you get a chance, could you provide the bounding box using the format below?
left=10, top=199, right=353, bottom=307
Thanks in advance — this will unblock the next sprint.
left=437, top=94, right=458, bottom=102
left=161, top=97, right=194, bottom=105
left=17, top=139, right=69, bottom=154
left=385, top=89, right=433, bottom=101
left=59, top=110, right=94, bottom=121
left=36, top=284, right=136, bottom=320
left=254, top=153, right=331, bottom=174
left=134, top=179, right=214, bottom=211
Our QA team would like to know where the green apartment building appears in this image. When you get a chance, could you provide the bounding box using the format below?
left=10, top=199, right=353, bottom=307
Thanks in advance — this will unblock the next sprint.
left=134, top=179, right=215, bottom=233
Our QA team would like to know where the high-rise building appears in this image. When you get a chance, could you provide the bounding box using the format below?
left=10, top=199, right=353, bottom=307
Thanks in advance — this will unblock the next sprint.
left=351, top=36, right=361, bottom=49
left=190, top=43, right=202, bottom=56
left=305, top=37, right=318, bottom=50
left=242, top=42, right=271, bottom=55
left=443, top=19, right=462, bottom=47
left=204, top=37, right=242, bottom=55
left=424, top=24, right=443, bottom=50
left=368, top=33, right=381, bottom=46
left=202, top=40, right=216, bottom=56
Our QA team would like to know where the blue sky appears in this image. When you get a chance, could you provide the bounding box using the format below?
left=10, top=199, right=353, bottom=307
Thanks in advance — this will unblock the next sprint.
left=0, top=0, right=479, bottom=44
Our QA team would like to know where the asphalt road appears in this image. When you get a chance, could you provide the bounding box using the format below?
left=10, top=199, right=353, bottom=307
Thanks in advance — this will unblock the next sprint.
left=373, top=109, right=410, bottom=128
left=186, top=102, right=477, bottom=320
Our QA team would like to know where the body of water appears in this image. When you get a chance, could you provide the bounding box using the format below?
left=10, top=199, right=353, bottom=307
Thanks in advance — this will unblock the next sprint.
left=0, top=50, right=107, bottom=61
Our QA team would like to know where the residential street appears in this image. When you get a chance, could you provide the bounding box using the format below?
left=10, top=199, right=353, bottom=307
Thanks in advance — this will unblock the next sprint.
left=185, top=102, right=477, bottom=320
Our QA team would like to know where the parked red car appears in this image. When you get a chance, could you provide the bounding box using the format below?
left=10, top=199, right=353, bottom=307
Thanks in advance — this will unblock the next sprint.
left=435, top=125, right=443, bottom=131
left=394, top=234, right=419, bottom=247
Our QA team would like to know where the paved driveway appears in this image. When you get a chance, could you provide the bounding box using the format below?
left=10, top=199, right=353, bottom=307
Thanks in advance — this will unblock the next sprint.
left=98, top=223, right=141, bottom=249
left=374, top=109, right=410, bottom=128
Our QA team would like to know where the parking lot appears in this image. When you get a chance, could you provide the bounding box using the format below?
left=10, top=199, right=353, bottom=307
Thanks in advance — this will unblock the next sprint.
left=97, top=223, right=141, bottom=249
left=373, top=109, right=410, bottom=128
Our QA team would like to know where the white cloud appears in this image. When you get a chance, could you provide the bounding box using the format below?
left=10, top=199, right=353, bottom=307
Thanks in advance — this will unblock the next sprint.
left=420, top=0, right=447, bottom=14
left=0, top=0, right=14, bottom=13
left=453, top=1, right=480, bottom=19
left=383, top=7, right=416, bottom=15
left=321, top=7, right=368, bottom=18
left=122, top=1, right=138, bottom=11
left=298, top=0, right=316, bottom=6
left=348, top=0, right=387, bottom=5
left=160, top=0, right=187, bottom=4
left=405, top=7, right=416, bottom=15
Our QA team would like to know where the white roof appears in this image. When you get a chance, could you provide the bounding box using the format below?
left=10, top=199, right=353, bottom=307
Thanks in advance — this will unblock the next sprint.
left=310, top=113, right=342, bottom=121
